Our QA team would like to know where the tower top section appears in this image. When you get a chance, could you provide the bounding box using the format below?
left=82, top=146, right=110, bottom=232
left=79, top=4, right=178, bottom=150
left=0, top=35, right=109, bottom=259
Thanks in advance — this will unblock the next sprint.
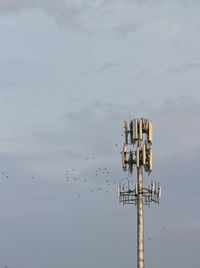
left=124, top=118, right=152, bottom=145
left=122, top=118, right=153, bottom=175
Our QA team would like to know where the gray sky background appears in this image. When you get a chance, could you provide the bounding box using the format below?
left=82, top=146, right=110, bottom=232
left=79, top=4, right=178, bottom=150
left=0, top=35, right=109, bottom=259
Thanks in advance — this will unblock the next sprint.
left=0, top=0, right=200, bottom=267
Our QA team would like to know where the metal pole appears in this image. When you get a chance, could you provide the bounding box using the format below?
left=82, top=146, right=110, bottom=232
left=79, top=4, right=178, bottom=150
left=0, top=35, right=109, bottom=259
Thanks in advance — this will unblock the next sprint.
left=137, top=165, right=144, bottom=268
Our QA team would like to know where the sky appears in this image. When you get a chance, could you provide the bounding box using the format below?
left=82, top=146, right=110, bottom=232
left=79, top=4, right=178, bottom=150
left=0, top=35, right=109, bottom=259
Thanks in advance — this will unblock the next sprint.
left=0, top=0, right=200, bottom=267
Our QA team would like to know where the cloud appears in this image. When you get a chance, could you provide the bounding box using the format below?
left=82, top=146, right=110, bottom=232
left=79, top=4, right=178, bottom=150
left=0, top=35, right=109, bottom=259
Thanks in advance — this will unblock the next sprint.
left=65, top=99, right=130, bottom=161
left=155, top=95, right=200, bottom=119
left=101, top=0, right=200, bottom=8
left=167, top=62, right=200, bottom=75
left=97, top=61, right=118, bottom=72
left=0, top=0, right=80, bottom=12
left=113, top=21, right=143, bottom=37
left=0, top=0, right=87, bottom=29
left=81, top=61, right=118, bottom=75
left=152, top=96, right=200, bottom=156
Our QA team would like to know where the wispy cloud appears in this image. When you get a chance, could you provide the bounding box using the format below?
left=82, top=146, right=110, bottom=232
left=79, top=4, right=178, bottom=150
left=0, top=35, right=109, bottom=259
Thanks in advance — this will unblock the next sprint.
left=167, top=62, right=200, bottom=75
left=81, top=61, right=118, bottom=75
left=113, top=21, right=143, bottom=37
left=152, top=96, right=200, bottom=158
left=0, top=0, right=87, bottom=29
left=97, top=61, right=118, bottom=72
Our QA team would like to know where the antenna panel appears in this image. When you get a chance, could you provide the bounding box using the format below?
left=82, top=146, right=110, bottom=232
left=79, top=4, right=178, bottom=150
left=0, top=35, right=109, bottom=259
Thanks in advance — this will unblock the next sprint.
left=139, top=118, right=143, bottom=140
left=143, top=143, right=146, bottom=166
left=129, top=121, right=133, bottom=144
left=148, top=121, right=153, bottom=144
left=133, top=119, right=138, bottom=141
left=122, top=145, right=127, bottom=171
left=159, top=187, right=161, bottom=198
left=136, top=147, right=140, bottom=167
left=124, top=121, right=128, bottom=144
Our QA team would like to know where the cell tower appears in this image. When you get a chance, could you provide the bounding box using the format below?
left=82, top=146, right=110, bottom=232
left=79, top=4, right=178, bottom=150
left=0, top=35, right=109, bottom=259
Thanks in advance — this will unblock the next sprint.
left=118, top=118, right=161, bottom=268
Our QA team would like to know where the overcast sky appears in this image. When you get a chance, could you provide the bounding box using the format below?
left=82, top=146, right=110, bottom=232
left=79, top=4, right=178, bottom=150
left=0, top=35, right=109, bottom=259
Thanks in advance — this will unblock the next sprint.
left=0, top=0, right=200, bottom=267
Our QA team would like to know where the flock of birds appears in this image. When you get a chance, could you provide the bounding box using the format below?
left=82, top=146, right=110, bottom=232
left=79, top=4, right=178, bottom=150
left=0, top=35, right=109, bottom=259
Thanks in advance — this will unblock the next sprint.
left=0, top=145, right=124, bottom=196
left=64, top=158, right=119, bottom=197
left=0, top=145, right=168, bottom=242
left=62, top=147, right=137, bottom=198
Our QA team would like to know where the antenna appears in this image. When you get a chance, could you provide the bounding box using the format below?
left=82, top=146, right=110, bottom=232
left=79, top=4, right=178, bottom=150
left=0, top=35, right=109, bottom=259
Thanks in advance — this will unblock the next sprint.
left=118, top=118, right=161, bottom=268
